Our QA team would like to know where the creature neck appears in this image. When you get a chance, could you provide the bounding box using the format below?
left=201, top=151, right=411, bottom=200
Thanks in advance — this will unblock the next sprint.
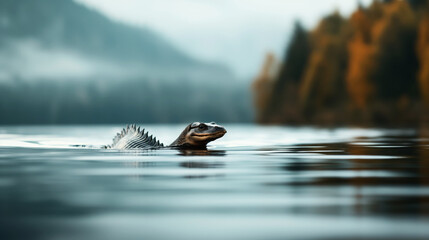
left=169, top=125, right=207, bottom=149
left=169, top=125, right=190, bottom=147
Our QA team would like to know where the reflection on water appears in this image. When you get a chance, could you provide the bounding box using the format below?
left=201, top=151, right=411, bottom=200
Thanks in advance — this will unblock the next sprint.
left=0, top=125, right=428, bottom=240
left=177, top=149, right=226, bottom=156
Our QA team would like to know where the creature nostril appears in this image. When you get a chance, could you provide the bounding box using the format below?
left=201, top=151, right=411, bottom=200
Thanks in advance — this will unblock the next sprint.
left=215, top=126, right=226, bottom=132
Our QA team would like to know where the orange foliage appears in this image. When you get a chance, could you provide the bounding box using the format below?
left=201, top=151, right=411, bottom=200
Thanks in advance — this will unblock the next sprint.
left=347, top=9, right=375, bottom=109
left=418, top=16, right=429, bottom=106
left=347, top=0, right=418, bottom=108
left=346, top=39, right=375, bottom=108
left=299, top=12, right=349, bottom=110
left=253, top=0, right=429, bottom=125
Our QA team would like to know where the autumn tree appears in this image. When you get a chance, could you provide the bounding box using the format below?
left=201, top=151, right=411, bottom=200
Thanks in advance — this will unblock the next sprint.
left=346, top=6, right=377, bottom=109
left=265, top=21, right=310, bottom=122
left=299, top=12, right=350, bottom=113
left=417, top=4, right=429, bottom=107
left=372, top=0, right=418, bottom=100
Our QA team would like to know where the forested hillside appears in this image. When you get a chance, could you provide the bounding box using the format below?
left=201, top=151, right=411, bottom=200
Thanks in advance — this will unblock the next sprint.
left=253, top=0, right=429, bottom=126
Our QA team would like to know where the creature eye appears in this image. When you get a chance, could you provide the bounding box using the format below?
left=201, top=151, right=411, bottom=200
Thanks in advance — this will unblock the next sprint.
left=198, top=124, right=206, bottom=129
left=210, top=122, right=216, bottom=125
left=191, top=122, right=200, bottom=128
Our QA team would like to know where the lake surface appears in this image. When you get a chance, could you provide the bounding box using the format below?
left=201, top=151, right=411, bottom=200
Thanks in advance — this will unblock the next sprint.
left=0, top=124, right=428, bottom=240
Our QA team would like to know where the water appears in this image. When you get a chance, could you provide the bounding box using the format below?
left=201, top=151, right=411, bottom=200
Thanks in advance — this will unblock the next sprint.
left=0, top=124, right=428, bottom=240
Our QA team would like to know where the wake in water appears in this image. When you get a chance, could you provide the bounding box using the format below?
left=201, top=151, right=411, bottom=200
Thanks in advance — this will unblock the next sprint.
left=0, top=124, right=408, bottom=149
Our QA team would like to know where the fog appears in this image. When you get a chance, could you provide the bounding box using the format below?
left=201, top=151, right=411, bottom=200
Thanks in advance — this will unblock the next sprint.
left=0, top=39, right=128, bottom=81
left=0, top=0, right=251, bottom=124
left=76, top=0, right=373, bottom=78
left=0, top=39, right=231, bottom=82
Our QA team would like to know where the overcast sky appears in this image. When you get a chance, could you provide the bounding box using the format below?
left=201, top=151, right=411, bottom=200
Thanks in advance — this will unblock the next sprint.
left=75, top=0, right=372, bottom=78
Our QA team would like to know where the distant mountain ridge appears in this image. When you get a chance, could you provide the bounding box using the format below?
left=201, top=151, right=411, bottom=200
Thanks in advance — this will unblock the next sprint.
left=0, top=0, right=232, bottom=80
left=0, top=0, right=252, bottom=124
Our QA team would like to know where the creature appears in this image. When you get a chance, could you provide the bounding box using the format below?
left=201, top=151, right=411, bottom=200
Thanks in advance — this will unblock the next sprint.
left=107, top=122, right=226, bottom=150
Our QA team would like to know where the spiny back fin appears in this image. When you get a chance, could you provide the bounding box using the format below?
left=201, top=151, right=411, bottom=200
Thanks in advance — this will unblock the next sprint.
left=109, top=124, right=164, bottom=149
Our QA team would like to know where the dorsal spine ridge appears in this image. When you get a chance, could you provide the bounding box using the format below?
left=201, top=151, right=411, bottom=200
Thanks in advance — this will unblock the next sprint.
left=110, top=124, right=164, bottom=149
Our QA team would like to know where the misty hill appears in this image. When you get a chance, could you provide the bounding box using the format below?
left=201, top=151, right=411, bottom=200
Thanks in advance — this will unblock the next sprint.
left=0, top=0, right=231, bottom=81
left=0, top=0, right=251, bottom=124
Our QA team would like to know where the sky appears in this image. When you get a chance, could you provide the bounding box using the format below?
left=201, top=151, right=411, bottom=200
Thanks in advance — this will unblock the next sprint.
left=75, top=0, right=372, bottom=79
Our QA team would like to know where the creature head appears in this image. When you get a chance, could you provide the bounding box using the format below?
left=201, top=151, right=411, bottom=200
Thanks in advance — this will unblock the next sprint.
left=171, top=122, right=227, bottom=149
